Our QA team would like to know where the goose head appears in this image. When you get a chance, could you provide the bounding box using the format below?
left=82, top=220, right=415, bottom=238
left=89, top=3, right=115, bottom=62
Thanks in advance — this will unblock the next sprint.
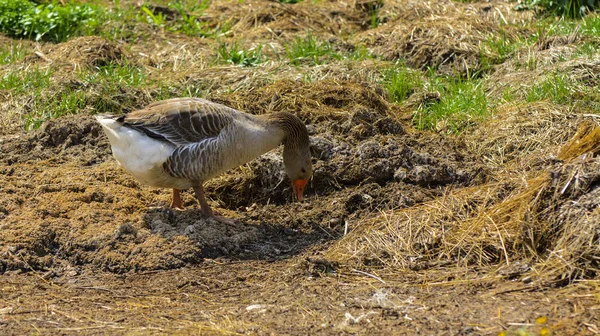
left=283, top=142, right=312, bottom=201
left=272, top=112, right=313, bottom=201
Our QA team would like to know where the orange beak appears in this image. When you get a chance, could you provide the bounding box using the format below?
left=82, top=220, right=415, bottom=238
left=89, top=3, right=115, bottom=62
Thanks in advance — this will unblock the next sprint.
left=292, top=179, right=308, bottom=201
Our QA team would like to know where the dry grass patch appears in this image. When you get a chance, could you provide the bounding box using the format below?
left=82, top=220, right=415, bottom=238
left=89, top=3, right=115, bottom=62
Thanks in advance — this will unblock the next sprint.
left=485, top=46, right=600, bottom=100
left=466, top=101, right=581, bottom=168
left=35, top=36, right=126, bottom=71
left=207, top=0, right=369, bottom=43
left=328, top=121, right=600, bottom=286
left=354, top=1, right=530, bottom=75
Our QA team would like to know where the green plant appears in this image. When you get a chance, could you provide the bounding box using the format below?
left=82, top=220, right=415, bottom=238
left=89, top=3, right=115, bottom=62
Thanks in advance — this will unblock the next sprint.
left=81, top=62, right=146, bottom=88
left=368, top=3, right=381, bottom=28
left=484, top=32, right=519, bottom=63
left=347, top=44, right=374, bottom=60
left=0, top=0, right=101, bottom=42
left=516, top=0, right=599, bottom=18
left=217, top=42, right=264, bottom=67
left=526, top=73, right=573, bottom=103
left=383, top=66, right=422, bottom=103
left=0, top=68, right=52, bottom=94
left=140, top=5, right=165, bottom=26
left=414, top=74, right=488, bottom=133
left=24, top=89, right=87, bottom=130
left=138, top=1, right=228, bottom=37
left=0, top=44, right=28, bottom=64
left=285, top=35, right=341, bottom=65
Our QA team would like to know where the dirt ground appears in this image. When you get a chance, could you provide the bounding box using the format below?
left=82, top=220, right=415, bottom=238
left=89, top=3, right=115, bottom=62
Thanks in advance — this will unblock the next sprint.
left=1, top=0, right=600, bottom=335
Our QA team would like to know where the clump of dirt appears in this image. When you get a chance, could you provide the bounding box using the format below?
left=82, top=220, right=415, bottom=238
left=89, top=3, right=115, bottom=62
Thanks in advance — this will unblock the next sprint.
left=0, top=114, right=110, bottom=166
left=35, top=36, right=126, bottom=70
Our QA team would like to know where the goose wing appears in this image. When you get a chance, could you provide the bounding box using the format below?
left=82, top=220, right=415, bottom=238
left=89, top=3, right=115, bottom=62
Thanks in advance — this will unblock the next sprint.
left=121, top=97, right=237, bottom=146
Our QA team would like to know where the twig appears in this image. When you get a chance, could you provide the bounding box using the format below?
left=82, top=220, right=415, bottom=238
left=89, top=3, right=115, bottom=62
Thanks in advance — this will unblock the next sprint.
left=486, top=286, right=536, bottom=296
left=74, top=286, right=113, bottom=292
left=351, top=269, right=386, bottom=284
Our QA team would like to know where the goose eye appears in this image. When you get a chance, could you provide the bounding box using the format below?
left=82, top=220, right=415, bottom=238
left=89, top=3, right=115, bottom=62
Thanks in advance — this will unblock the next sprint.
left=301, top=168, right=306, bottom=173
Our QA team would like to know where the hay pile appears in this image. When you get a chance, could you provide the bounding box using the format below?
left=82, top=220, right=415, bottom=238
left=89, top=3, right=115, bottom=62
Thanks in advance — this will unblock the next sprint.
left=328, top=121, right=600, bottom=284
left=485, top=49, right=600, bottom=100
left=35, top=36, right=126, bottom=70
left=206, top=0, right=369, bottom=42
left=353, top=0, right=530, bottom=74
left=466, top=101, right=581, bottom=168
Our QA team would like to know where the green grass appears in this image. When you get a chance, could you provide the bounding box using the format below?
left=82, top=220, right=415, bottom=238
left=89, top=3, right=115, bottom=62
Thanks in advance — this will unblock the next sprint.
left=81, top=62, right=146, bottom=88
left=80, top=62, right=147, bottom=113
left=574, top=41, right=598, bottom=56
left=22, top=63, right=148, bottom=129
left=414, top=74, right=489, bottom=133
left=0, top=0, right=102, bottom=42
left=138, top=1, right=228, bottom=38
left=217, top=42, right=265, bottom=67
left=526, top=74, right=573, bottom=103
left=347, top=44, right=374, bottom=60
left=24, top=89, right=87, bottom=130
left=518, top=0, right=599, bottom=18
left=482, top=32, right=529, bottom=64
left=0, top=44, right=28, bottom=65
left=285, top=35, right=341, bottom=65
left=539, top=13, right=600, bottom=36
left=0, top=68, right=53, bottom=94
left=383, top=66, right=422, bottom=103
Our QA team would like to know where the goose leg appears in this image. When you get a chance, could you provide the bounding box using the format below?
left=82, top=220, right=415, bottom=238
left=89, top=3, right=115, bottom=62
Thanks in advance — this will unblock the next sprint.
left=170, top=189, right=183, bottom=209
left=192, top=185, right=213, bottom=216
left=193, top=185, right=236, bottom=225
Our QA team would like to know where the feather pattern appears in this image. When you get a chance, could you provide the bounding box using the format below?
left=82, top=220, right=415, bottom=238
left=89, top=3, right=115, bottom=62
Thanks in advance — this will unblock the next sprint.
left=121, top=98, right=236, bottom=146
left=95, top=97, right=309, bottom=191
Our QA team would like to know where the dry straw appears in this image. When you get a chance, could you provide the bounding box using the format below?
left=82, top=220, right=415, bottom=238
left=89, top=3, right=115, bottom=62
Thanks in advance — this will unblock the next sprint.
left=328, top=121, right=600, bottom=285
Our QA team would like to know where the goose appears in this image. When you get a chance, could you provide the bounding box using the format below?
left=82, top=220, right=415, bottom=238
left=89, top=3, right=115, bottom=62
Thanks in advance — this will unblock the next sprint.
left=95, top=97, right=312, bottom=224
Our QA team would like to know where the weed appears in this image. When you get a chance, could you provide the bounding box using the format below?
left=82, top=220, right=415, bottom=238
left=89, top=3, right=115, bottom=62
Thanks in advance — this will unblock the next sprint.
left=0, top=0, right=102, bottom=42
left=285, top=35, right=341, bottom=65
left=217, top=42, right=265, bottom=67
left=383, top=66, right=422, bottom=103
left=0, top=44, right=28, bottom=65
left=526, top=73, right=573, bottom=104
left=414, top=74, right=488, bottom=133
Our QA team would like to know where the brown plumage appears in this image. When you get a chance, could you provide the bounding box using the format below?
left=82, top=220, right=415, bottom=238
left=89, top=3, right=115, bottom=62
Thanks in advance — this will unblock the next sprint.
left=96, top=98, right=312, bottom=223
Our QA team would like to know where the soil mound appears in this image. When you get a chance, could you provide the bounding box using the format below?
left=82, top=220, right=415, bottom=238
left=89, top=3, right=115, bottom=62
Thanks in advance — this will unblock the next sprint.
left=0, top=80, right=484, bottom=274
left=36, top=36, right=126, bottom=70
